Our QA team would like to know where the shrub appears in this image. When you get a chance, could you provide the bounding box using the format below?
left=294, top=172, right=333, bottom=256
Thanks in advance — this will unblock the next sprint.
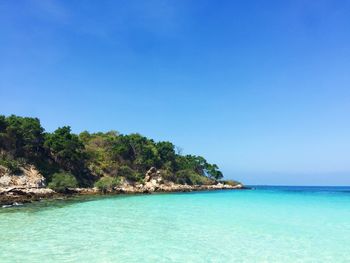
left=174, top=170, right=212, bottom=185
left=48, top=172, right=78, bottom=192
left=159, top=169, right=176, bottom=182
left=94, top=176, right=121, bottom=193
left=0, top=154, right=24, bottom=174
left=221, top=180, right=241, bottom=186
left=117, top=165, right=142, bottom=182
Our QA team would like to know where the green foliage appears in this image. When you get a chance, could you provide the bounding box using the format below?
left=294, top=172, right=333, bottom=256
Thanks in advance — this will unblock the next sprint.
left=156, top=141, right=176, bottom=170
left=0, top=114, right=226, bottom=188
left=0, top=115, right=6, bottom=131
left=159, top=169, right=176, bottom=182
left=0, top=115, right=45, bottom=162
left=48, top=172, right=78, bottom=192
left=174, top=170, right=213, bottom=185
left=94, top=176, right=121, bottom=192
left=116, top=165, right=142, bottom=182
left=120, top=134, right=160, bottom=171
left=80, top=131, right=118, bottom=177
left=175, top=155, right=205, bottom=175
left=205, top=164, right=223, bottom=180
left=44, top=126, right=85, bottom=172
left=0, top=115, right=7, bottom=149
left=0, top=154, right=24, bottom=174
left=222, top=180, right=241, bottom=186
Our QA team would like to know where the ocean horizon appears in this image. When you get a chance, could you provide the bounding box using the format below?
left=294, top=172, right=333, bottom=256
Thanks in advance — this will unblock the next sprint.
left=1, top=185, right=349, bottom=262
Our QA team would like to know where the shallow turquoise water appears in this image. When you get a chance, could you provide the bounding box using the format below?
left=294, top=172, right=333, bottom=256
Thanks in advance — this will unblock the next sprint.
left=1, top=186, right=350, bottom=262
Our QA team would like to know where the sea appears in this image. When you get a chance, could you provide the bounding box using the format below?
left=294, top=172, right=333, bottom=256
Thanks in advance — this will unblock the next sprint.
left=1, top=186, right=350, bottom=262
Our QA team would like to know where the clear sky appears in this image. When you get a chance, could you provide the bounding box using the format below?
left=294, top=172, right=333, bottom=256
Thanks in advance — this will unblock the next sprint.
left=1, top=0, right=350, bottom=185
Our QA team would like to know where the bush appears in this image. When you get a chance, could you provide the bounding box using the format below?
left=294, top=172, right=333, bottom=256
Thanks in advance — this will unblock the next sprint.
left=174, top=170, right=212, bottom=185
left=221, top=180, right=241, bottom=186
left=159, top=169, right=176, bottom=182
left=117, top=165, right=142, bottom=182
left=48, top=172, right=78, bottom=192
left=0, top=154, right=24, bottom=174
left=94, top=176, right=121, bottom=193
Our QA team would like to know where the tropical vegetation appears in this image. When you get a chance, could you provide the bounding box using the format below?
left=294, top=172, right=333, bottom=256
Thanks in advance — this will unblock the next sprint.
left=0, top=114, right=224, bottom=188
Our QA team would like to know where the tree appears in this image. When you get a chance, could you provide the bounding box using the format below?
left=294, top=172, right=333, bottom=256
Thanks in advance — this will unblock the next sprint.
left=174, top=169, right=211, bottom=185
left=44, top=126, right=85, bottom=172
left=156, top=141, right=176, bottom=169
left=175, top=155, right=207, bottom=175
left=174, top=154, right=223, bottom=180
left=112, top=134, right=160, bottom=171
left=0, top=114, right=226, bottom=188
left=0, top=115, right=45, bottom=161
left=205, top=164, right=223, bottom=180
left=111, top=135, right=135, bottom=162
left=0, top=115, right=8, bottom=153
left=116, top=165, right=142, bottom=182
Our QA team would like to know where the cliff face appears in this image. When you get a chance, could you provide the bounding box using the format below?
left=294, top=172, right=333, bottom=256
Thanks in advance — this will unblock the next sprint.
left=0, top=165, right=46, bottom=188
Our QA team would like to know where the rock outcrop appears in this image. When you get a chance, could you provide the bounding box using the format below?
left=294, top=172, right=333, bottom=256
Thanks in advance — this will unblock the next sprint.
left=1, top=166, right=246, bottom=206
left=143, top=167, right=163, bottom=192
left=0, top=165, right=46, bottom=188
left=0, top=187, right=56, bottom=206
left=113, top=167, right=244, bottom=194
left=0, top=165, right=51, bottom=206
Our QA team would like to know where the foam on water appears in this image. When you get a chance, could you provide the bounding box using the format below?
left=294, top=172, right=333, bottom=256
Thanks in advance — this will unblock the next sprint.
left=1, top=186, right=350, bottom=262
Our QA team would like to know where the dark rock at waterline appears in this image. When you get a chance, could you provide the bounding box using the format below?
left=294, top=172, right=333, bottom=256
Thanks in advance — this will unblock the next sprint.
left=0, top=187, right=56, bottom=206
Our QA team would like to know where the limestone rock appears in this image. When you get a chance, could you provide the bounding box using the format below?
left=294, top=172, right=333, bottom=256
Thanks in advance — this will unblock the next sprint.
left=0, top=187, right=55, bottom=206
left=0, top=165, right=46, bottom=188
left=144, top=167, right=163, bottom=184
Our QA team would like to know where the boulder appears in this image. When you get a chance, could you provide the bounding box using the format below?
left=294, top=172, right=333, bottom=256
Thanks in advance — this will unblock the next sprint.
left=144, top=167, right=163, bottom=184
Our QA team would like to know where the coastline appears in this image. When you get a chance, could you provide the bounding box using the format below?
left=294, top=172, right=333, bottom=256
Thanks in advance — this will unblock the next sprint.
left=0, top=183, right=247, bottom=207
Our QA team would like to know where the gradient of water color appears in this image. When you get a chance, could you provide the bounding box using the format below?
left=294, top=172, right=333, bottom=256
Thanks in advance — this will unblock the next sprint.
left=1, top=186, right=350, bottom=262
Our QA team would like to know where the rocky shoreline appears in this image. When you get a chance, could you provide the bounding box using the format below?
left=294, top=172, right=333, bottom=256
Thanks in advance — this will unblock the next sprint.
left=0, top=183, right=247, bottom=207
left=0, top=187, right=56, bottom=206
left=1, top=165, right=248, bottom=207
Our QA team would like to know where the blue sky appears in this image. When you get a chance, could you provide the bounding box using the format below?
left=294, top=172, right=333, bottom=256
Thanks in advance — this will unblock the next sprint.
left=1, top=0, right=350, bottom=185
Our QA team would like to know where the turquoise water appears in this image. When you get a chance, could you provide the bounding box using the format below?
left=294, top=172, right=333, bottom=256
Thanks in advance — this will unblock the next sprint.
left=1, top=186, right=350, bottom=262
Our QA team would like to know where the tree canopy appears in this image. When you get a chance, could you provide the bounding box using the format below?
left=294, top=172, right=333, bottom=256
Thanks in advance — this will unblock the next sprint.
left=0, top=114, right=224, bottom=186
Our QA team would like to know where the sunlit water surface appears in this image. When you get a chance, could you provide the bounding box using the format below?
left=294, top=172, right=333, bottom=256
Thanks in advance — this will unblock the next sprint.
left=1, top=186, right=350, bottom=262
